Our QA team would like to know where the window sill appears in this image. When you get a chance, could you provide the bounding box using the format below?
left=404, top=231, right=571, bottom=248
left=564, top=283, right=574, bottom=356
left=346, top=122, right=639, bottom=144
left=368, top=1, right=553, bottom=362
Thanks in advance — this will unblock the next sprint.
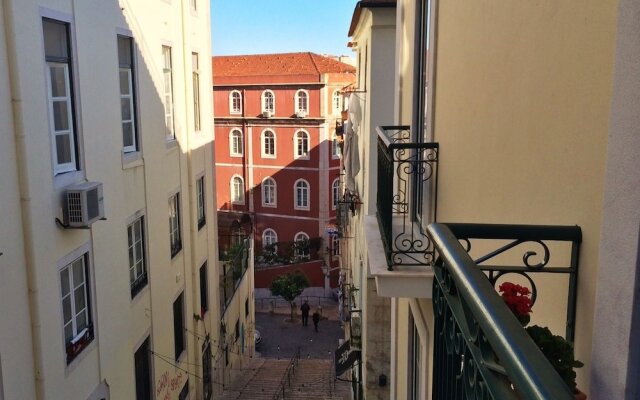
left=53, top=170, right=85, bottom=191
left=294, top=207, right=310, bottom=211
left=171, top=244, right=183, bottom=259
left=262, top=203, right=277, bottom=208
left=261, top=154, right=276, bottom=159
left=198, top=220, right=206, bottom=231
left=122, top=151, right=143, bottom=169
left=166, top=138, right=179, bottom=151
left=294, top=156, right=310, bottom=161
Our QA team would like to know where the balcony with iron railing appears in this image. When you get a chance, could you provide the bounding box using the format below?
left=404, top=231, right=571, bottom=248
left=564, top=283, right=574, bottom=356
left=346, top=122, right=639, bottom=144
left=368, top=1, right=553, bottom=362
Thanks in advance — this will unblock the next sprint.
left=219, top=236, right=251, bottom=314
left=428, top=223, right=581, bottom=399
left=364, top=125, right=439, bottom=297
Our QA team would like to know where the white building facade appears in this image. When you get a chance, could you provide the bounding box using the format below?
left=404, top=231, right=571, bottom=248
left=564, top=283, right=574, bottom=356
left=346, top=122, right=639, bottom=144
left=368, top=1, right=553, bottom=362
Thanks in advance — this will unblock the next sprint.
left=0, top=0, right=220, bottom=399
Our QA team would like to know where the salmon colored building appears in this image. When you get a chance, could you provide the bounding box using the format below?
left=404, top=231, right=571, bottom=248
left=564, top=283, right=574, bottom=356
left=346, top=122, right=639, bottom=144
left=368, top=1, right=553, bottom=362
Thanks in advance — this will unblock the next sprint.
left=213, top=52, right=355, bottom=288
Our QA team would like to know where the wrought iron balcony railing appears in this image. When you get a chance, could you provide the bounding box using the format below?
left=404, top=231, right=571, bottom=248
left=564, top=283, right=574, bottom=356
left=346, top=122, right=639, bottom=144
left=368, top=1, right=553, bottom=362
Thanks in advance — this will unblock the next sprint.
left=220, top=238, right=250, bottom=313
left=376, top=126, right=439, bottom=269
left=428, top=223, right=581, bottom=400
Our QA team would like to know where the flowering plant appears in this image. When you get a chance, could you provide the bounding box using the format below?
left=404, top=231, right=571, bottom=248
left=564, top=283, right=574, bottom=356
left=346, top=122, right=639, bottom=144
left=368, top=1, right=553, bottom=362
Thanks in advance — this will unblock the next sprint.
left=498, top=282, right=532, bottom=326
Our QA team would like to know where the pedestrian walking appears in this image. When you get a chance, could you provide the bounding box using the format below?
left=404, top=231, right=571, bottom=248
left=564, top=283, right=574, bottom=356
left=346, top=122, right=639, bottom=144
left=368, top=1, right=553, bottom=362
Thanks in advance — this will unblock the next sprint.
left=300, top=300, right=310, bottom=326
left=312, top=310, right=320, bottom=332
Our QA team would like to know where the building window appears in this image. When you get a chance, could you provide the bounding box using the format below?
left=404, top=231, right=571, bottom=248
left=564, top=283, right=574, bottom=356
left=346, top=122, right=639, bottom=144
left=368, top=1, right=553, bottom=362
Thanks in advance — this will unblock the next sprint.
left=230, top=129, right=243, bottom=156
left=202, top=342, right=212, bottom=400
left=262, top=177, right=276, bottom=207
left=162, top=46, right=175, bottom=140
left=263, top=228, right=278, bottom=248
left=332, top=90, right=341, bottom=114
left=43, top=19, right=78, bottom=175
left=332, top=235, right=340, bottom=256
left=294, top=232, right=310, bottom=260
left=173, top=292, right=185, bottom=359
left=294, top=179, right=310, bottom=209
left=169, top=193, right=182, bottom=258
left=118, top=36, right=138, bottom=153
left=294, top=130, right=309, bottom=159
left=178, top=380, right=189, bottom=400
left=192, top=53, right=201, bottom=131
left=235, top=319, right=240, bottom=342
left=332, top=178, right=340, bottom=210
left=261, top=90, right=274, bottom=113
left=134, top=337, right=152, bottom=400
left=60, top=253, right=93, bottom=364
left=409, top=314, right=422, bottom=400
left=200, top=262, right=208, bottom=315
left=261, top=129, right=276, bottom=158
left=231, top=176, right=245, bottom=204
left=332, top=132, right=340, bottom=158
left=128, top=216, right=147, bottom=297
left=196, top=176, right=206, bottom=230
left=295, top=89, right=308, bottom=114
left=245, top=298, right=249, bottom=317
left=229, top=90, right=242, bottom=114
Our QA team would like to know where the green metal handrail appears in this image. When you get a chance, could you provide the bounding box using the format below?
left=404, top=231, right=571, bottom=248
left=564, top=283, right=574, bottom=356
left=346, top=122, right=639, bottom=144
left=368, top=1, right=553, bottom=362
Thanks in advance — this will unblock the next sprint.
left=428, top=223, right=576, bottom=400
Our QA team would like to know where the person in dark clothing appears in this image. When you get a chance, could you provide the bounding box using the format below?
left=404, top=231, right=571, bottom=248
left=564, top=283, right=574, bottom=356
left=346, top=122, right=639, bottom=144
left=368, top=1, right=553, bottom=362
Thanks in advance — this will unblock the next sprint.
left=312, top=310, right=320, bottom=332
left=300, top=301, right=310, bottom=326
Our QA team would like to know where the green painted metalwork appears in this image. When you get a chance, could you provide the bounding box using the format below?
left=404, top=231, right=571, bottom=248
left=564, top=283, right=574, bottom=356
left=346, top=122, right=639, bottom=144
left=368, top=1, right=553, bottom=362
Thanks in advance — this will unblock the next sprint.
left=376, top=126, right=439, bottom=269
left=429, top=223, right=580, bottom=400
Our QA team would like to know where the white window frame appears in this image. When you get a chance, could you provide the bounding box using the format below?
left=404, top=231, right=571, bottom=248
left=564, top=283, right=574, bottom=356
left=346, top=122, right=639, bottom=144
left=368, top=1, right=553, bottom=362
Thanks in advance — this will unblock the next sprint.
left=332, top=178, right=340, bottom=210
left=294, top=130, right=309, bottom=159
left=231, top=175, right=245, bottom=204
left=261, top=90, right=275, bottom=113
left=229, top=129, right=243, bottom=157
left=196, top=174, right=206, bottom=230
left=229, top=90, right=242, bottom=114
left=169, top=192, right=182, bottom=258
left=162, top=46, right=175, bottom=141
left=44, top=18, right=78, bottom=175
left=294, top=89, right=309, bottom=114
left=331, top=132, right=340, bottom=159
left=128, top=215, right=147, bottom=297
left=294, top=179, right=310, bottom=210
left=192, top=52, right=201, bottom=132
left=262, top=228, right=278, bottom=248
left=261, top=129, right=276, bottom=158
left=294, top=232, right=310, bottom=260
left=332, top=90, right=341, bottom=114
left=262, top=177, right=277, bottom=207
left=57, top=243, right=94, bottom=366
left=332, top=235, right=340, bottom=256
left=118, top=36, right=137, bottom=154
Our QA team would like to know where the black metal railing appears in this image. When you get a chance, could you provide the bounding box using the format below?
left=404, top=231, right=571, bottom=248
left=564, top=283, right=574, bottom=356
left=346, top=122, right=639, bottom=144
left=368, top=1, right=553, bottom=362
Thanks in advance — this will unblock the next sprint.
left=220, top=238, right=250, bottom=314
left=255, top=237, right=323, bottom=267
left=428, top=223, right=581, bottom=400
left=376, top=126, right=439, bottom=269
left=272, top=347, right=301, bottom=400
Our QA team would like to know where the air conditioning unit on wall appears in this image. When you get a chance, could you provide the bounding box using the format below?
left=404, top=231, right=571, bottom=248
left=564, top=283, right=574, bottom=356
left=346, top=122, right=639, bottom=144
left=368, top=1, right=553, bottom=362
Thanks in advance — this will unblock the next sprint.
left=295, top=111, right=307, bottom=118
left=63, top=182, right=105, bottom=228
left=262, top=110, right=273, bottom=118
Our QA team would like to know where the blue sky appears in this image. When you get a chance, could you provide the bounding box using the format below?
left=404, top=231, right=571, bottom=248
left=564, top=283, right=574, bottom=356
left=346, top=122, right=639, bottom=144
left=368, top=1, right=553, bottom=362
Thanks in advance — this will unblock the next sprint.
left=210, top=0, right=359, bottom=56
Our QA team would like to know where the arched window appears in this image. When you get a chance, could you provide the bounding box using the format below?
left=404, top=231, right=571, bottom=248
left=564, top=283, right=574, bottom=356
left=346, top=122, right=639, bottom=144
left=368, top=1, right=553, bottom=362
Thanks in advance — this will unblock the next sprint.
left=294, top=130, right=309, bottom=159
left=230, top=175, right=244, bottom=204
left=261, top=90, right=275, bottom=113
left=230, top=129, right=243, bottom=156
left=262, top=228, right=278, bottom=248
left=294, top=179, right=310, bottom=209
left=332, top=90, right=341, bottom=114
left=294, top=232, right=310, bottom=260
left=262, top=177, right=276, bottom=206
left=229, top=90, right=242, bottom=113
left=332, top=178, right=340, bottom=210
left=261, top=129, right=276, bottom=158
left=295, top=89, right=308, bottom=114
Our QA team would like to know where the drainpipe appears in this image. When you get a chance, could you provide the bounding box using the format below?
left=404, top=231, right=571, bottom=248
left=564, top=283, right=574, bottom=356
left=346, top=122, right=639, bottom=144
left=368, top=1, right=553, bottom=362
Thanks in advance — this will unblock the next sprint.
left=3, top=0, right=44, bottom=397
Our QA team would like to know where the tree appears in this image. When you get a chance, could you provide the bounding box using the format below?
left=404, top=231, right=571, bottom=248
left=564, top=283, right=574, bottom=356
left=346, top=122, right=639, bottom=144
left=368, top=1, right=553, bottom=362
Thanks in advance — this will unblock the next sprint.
left=270, top=272, right=310, bottom=320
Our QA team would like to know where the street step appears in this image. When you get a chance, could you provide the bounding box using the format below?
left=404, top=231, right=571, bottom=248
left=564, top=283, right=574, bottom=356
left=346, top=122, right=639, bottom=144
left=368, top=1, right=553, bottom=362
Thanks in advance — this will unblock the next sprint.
left=220, top=358, right=350, bottom=400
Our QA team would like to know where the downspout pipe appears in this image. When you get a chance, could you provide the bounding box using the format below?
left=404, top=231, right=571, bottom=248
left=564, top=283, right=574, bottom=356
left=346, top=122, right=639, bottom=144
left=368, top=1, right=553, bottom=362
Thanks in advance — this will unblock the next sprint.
left=2, top=0, right=44, bottom=397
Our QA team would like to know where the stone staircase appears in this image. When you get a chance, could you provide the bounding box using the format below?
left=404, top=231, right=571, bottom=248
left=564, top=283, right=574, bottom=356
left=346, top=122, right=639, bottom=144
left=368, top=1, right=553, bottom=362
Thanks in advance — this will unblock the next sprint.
left=220, top=358, right=350, bottom=400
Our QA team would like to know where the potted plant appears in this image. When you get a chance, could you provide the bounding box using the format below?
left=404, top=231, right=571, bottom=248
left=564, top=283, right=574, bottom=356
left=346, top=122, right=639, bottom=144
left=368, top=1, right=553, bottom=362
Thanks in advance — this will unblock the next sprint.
left=498, top=282, right=586, bottom=399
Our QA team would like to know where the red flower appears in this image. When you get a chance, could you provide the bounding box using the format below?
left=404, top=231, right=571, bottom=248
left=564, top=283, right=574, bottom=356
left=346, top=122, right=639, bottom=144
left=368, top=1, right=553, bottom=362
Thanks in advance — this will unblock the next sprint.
left=499, top=282, right=532, bottom=318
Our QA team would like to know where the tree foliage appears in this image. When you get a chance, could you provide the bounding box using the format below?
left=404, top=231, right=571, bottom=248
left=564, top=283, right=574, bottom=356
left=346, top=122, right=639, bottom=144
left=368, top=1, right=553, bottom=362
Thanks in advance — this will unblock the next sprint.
left=270, top=272, right=310, bottom=319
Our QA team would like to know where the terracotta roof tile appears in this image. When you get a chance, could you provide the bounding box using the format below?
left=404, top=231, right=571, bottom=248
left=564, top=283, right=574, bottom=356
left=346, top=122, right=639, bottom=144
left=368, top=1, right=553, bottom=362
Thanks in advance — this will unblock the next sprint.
left=213, top=52, right=355, bottom=78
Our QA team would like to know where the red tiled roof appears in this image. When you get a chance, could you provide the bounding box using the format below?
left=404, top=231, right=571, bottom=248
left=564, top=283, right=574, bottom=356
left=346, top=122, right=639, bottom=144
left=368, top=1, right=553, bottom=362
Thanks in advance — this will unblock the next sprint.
left=213, top=52, right=355, bottom=78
